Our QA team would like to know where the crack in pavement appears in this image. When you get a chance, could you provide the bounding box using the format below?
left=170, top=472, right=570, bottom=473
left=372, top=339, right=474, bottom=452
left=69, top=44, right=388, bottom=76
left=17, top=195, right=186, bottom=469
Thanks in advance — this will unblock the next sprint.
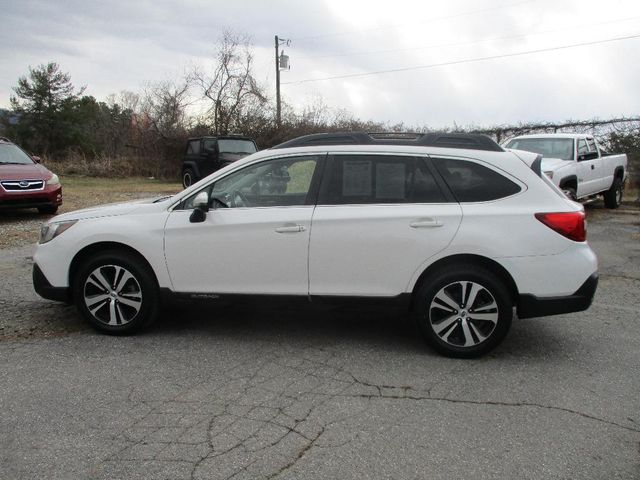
left=91, top=349, right=640, bottom=480
left=331, top=391, right=640, bottom=434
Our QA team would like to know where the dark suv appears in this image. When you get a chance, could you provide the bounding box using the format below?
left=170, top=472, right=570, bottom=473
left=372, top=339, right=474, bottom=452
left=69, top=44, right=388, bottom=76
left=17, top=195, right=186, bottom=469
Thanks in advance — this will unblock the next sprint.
left=181, top=135, right=257, bottom=188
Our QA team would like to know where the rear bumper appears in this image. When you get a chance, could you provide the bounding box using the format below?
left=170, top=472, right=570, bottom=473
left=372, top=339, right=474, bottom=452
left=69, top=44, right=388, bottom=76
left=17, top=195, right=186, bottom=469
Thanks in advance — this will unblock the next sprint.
left=517, top=273, right=598, bottom=319
left=33, top=263, right=70, bottom=303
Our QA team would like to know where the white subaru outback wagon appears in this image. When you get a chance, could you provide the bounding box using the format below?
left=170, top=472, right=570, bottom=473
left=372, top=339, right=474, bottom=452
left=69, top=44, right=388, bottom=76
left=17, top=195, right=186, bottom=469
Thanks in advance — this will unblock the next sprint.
left=33, top=132, right=598, bottom=357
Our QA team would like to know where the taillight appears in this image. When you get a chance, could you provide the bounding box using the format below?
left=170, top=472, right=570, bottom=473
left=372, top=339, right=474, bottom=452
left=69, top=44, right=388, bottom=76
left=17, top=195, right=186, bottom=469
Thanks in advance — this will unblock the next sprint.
left=535, top=211, right=586, bottom=242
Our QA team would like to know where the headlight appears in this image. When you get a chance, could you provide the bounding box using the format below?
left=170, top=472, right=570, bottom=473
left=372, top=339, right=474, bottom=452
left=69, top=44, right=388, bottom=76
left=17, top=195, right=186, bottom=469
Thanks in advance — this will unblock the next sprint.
left=543, top=171, right=554, bottom=179
left=47, top=174, right=60, bottom=186
left=39, top=220, right=77, bottom=244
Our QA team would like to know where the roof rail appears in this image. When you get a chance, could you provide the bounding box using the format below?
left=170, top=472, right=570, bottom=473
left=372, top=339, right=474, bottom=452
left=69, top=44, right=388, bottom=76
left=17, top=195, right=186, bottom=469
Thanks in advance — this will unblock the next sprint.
left=0, top=136, right=12, bottom=143
left=272, top=132, right=503, bottom=152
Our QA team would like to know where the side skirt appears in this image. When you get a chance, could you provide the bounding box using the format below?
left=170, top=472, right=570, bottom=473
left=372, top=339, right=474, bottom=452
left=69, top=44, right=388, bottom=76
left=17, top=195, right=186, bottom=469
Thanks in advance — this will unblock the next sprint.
left=159, top=289, right=412, bottom=311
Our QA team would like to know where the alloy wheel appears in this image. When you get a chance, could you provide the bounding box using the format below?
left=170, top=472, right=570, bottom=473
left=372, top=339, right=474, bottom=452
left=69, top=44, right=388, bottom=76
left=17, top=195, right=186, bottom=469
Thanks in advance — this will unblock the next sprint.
left=429, top=281, right=499, bottom=348
left=83, top=265, right=143, bottom=326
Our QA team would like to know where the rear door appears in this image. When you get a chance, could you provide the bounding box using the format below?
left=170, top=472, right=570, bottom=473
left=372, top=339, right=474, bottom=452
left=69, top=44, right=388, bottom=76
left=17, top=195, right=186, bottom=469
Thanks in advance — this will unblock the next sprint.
left=308, top=154, right=462, bottom=297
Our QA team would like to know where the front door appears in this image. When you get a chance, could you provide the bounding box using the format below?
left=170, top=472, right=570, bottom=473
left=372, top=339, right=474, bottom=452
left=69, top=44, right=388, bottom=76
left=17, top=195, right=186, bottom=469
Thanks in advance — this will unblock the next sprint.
left=164, top=154, right=324, bottom=295
left=576, top=138, right=600, bottom=196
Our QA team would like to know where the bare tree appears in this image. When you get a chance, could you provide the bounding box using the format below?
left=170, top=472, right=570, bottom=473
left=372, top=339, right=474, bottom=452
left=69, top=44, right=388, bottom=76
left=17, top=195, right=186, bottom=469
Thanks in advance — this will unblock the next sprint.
left=191, top=32, right=266, bottom=135
left=140, top=80, right=191, bottom=140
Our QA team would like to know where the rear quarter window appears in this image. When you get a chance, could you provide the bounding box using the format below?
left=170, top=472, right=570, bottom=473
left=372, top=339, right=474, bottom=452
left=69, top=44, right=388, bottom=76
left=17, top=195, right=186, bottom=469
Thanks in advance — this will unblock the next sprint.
left=433, top=158, right=521, bottom=202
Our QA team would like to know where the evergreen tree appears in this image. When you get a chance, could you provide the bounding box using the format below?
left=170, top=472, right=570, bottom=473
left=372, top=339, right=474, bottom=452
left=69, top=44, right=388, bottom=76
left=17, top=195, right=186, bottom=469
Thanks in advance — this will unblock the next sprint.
left=10, top=62, right=85, bottom=155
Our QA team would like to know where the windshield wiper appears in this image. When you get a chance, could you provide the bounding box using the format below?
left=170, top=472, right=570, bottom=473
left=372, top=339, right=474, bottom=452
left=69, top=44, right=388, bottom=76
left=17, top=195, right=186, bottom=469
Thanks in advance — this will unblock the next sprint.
left=153, top=195, right=173, bottom=203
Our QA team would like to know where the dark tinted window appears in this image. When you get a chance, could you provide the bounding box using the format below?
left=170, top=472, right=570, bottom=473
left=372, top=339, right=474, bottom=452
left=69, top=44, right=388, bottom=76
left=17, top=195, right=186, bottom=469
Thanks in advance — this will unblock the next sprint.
left=187, top=140, right=201, bottom=154
left=323, top=155, right=445, bottom=204
left=203, top=139, right=217, bottom=151
left=218, top=139, right=257, bottom=154
left=434, top=158, right=520, bottom=202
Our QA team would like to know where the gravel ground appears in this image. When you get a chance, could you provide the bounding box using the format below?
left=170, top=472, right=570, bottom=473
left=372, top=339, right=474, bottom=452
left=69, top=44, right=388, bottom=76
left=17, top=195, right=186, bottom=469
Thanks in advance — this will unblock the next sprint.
left=0, top=201, right=639, bottom=479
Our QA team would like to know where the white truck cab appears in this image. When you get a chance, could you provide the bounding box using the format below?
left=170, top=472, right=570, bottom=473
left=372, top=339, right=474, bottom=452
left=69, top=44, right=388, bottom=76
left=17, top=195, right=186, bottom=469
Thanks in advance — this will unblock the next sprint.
left=504, top=133, right=627, bottom=208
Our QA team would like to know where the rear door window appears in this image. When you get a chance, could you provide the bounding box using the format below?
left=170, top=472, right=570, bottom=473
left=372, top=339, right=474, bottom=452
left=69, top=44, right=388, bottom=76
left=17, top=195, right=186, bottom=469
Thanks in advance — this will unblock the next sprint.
left=433, top=158, right=521, bottom=202
left=321, top=155, right=446, bottom=204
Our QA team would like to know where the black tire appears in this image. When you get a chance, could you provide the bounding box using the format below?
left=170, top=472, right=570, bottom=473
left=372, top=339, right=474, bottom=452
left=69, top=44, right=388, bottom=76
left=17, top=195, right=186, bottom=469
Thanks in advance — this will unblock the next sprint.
left=413, top=265, right=513, bottom=358
left=73, top=250, right=159, bottom=335
left=562, top=187, right=577, bottom=202
left=37, top=205, right=58, bottom=215
left=603, top=177, right=623, bottom=209
left=182, top=168, right=196, bottom=189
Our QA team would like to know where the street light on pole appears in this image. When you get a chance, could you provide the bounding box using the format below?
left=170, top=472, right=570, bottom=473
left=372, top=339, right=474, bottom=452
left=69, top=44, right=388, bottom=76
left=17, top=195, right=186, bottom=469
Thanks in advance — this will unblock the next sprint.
left=275, top=35, right=290, bottom=129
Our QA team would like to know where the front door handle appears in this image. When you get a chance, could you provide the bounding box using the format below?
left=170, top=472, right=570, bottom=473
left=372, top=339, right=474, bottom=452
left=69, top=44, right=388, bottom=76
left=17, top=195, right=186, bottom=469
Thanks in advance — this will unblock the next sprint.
left=591, top=165, right=595, bottom=170
left=275, top=224, right=306, bottom=233
left=410, top=218, right=443, bottom=228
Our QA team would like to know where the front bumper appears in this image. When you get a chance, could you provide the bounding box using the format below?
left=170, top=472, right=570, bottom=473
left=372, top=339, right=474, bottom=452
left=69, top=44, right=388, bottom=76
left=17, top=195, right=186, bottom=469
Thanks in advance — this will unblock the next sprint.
left=517, top=273, right=598, bottom=319
left=0, top=184, right=62, bottom=209
left=33, top=263, right=70, bottom=303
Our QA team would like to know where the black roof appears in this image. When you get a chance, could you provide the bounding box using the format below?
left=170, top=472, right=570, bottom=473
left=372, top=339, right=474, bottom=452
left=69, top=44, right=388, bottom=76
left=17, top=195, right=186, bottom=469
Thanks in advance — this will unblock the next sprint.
left=188, top=135, right=255, bottom=141
left=272, top=132, right=503, bottom=152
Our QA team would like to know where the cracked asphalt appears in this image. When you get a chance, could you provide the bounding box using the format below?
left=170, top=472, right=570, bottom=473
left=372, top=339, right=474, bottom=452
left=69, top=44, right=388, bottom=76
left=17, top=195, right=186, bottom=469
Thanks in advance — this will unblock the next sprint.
left=1, top=204, right=639, bottom=479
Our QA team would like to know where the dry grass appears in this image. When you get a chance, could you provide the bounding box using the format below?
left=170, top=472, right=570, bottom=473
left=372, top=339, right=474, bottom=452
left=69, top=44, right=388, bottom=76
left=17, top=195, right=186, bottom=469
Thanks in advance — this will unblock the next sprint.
left=0, top=176, right=181, bottom=249
left=43, top=154, right=180, bottom=179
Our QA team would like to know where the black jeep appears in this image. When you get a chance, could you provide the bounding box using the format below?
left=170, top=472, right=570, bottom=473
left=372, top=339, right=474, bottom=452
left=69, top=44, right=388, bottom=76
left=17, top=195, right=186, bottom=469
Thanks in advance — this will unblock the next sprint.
left=181, top=135, right=258, bottom=188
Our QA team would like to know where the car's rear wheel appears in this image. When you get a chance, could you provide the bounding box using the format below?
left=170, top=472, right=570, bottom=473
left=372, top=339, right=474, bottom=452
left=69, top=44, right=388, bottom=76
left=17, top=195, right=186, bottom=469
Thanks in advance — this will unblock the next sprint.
left=73, top=250, right=159, bottom=334
left=182, top=168, right=195, bottom=189
left=603, top=177, right=623, bottom=209
left=413, top=266, right=513, bottom=358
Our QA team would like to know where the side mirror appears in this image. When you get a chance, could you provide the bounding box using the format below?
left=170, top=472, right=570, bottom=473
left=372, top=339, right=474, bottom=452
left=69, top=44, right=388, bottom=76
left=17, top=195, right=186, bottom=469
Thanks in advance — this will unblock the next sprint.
left=189, top=191, right=209, bottom=223
left=32, top=155, right=41, bottom=163
left=193, top=191, right=209, bottom=211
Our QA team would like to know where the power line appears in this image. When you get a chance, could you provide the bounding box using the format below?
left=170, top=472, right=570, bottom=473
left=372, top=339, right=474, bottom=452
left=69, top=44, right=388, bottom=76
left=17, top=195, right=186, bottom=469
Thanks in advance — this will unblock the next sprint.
left=292, top=0, right=537, bottom=42
left=283, top=33, right=640, bottom=85
left=295, top=15, right=640, bottom=61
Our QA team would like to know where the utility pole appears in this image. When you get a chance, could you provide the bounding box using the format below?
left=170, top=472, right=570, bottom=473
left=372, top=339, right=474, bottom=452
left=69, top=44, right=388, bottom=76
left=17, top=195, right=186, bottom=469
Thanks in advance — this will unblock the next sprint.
left=275, top=35, right=290, bottom=129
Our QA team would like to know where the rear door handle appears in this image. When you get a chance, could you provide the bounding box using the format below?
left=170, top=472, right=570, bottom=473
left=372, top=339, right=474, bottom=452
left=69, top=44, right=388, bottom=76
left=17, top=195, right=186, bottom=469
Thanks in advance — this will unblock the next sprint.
left=410, top=219, right=443, bottom=228
left=275, top=224, right=306, bottom=233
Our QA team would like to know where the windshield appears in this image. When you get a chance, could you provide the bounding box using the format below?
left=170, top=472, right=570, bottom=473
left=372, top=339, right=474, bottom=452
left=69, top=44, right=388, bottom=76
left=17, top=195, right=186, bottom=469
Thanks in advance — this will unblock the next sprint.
left=218, top=139, right=257, bottom=154
left=0, top=144, right=35, bottom=165
left=505, top=138, right=574, bottom=161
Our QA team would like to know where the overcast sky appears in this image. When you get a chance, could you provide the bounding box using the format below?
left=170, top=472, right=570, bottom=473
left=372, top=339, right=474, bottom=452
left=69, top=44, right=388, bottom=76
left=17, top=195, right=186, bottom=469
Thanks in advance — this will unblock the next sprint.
left=1, top=0, right=639, bottom=128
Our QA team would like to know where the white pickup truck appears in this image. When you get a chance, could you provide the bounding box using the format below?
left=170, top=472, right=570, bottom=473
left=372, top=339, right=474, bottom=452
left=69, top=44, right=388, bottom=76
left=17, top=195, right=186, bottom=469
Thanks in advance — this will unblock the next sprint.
left=504, top=133, right=628, bottom=208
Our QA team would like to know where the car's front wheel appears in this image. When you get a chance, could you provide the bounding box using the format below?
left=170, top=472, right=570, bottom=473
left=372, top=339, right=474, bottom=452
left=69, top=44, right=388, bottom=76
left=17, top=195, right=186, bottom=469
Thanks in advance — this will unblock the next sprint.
left=413, top=266, right=513, bottom=358
left=73, top=250, right=159, bottom=334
